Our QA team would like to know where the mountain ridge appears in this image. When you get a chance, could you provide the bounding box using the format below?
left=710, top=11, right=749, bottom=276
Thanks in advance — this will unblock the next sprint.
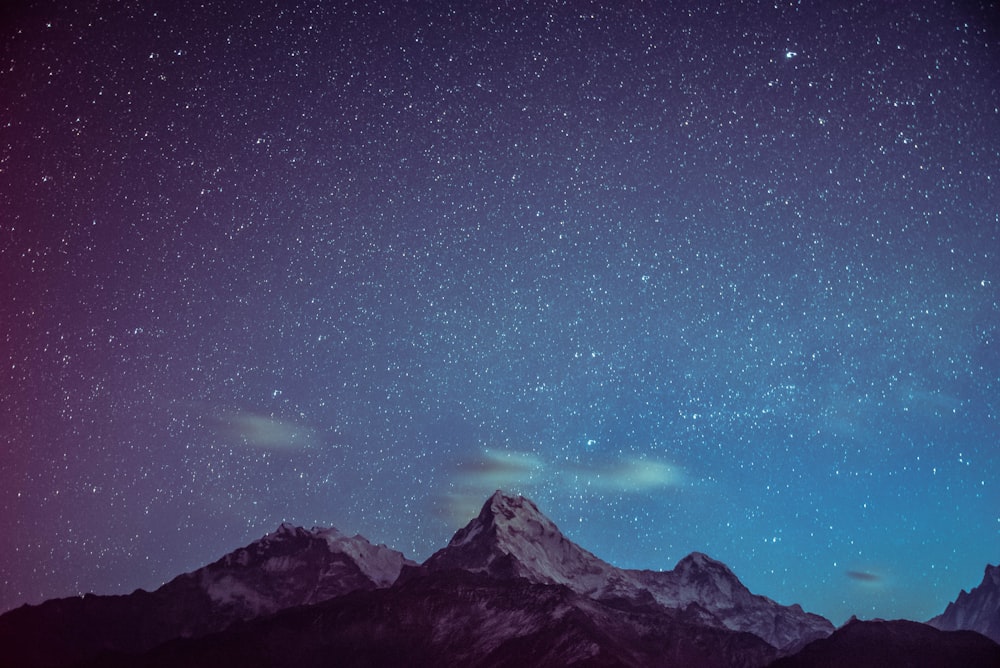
left=2, top=489, right=994, bottom=668
left=84, top=569, right=783, bottom=668
left=927, top=562, right=1000, bottom=644
left=421, top=490, right=833, bottom=652
left=0, top=523, right=412, bottom=668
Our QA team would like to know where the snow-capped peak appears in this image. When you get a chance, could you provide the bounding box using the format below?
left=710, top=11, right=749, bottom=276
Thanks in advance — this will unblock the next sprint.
left=448, top=491, right=551, bottom=546
left=424, top=490, right=832, bottom=652
left=314, top=527, right=413, bottom=587
left=425, top=491, right=619, bottom=593
left=675, top=551, right=733, bottom=574
left=669, top=551, right=746, bottom=599
left=261, top=523, right=415, bottom=587
left=270, top=521, right=307, bottom=538
left=680, top=551, right=718, bottom=566
left=189, top=521, right=415, bottom=623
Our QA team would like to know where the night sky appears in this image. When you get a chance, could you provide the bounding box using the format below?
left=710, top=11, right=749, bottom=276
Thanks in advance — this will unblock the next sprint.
left=2, top=0, right=999, bottom=626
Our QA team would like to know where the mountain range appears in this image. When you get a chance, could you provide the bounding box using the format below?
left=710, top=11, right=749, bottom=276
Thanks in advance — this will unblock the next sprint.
left=0, top=491, right=996, bottom=667
left=0, top=523, right=413, bottom=667
left=417, top=492, right=832, bottom=652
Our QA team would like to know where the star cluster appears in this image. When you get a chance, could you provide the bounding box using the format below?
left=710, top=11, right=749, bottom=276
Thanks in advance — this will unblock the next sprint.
left=2, top=0, right=998, bottom=625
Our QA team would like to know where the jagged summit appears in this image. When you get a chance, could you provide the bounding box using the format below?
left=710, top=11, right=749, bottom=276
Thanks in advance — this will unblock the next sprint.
left=928, top=561, right=1000, bottom=644
left=423, top=490, right=833, bottom=651
left=446, top=491, right=554, bottom=548
left=424, top=491, right=618, bottom=591
left=675, top=551, right=735, bottom=575
left=0, top=491, right=834, bottom=667
left=229, top=523, right=414, bottom=590
left=656, top=550, right=753, bottom=609
left=0, top=521, right=415, bottom=668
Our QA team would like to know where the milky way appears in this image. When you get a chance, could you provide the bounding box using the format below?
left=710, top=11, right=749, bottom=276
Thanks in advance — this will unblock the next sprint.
left=2, top=0, right=998, bottom=625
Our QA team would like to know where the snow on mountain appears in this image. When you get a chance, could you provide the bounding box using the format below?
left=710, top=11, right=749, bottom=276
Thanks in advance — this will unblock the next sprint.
left=88, top=570, right=782, bottom=668
left=314, top=527, right=411, bottom=587
left=632, top=552, right=833, bottom=652
left=928, top=563, right=1000, bottom=644
left=1, top=491, right=838, bottom=667
left=423, top=490, right=622, bottom=595
left=424, top=490, right=833, bottom=652
left=0, top=523, right=414, bottom=668
left=263, top=522, right=411, bottom=587
left=195, top=522, right=414, bottom=615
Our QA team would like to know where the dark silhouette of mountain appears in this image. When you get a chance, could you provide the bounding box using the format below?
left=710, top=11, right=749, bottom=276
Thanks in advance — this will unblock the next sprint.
left=84, top=570, right=781, bottom=668
left=768, top=617, right=1000, bottom=668
left=0, top=524, right=412, bottom=668
left=927, top=563, right=1000, bottom=644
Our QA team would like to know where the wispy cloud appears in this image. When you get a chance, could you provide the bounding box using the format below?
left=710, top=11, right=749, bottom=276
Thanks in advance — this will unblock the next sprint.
left=210, top=410, right=316, bottom=450
left=437, top=449, right=686, bottom=527
left=434, top=449, right=545, bottom=526
left=453, top=449, right=544, bottom=488
left=846, top=570, right=883, bottom=583
left=566, top=458, right=684, bottom=492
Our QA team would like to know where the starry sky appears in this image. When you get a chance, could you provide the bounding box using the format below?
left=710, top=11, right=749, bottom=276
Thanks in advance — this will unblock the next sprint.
left=2, top=0, right=998, bottom=626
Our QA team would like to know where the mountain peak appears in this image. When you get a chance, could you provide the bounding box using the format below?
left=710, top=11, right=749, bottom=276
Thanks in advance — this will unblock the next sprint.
left=929, top=561, right=1000, bottom=644
left=0, top=522, right=415, bottom=667
left=485, top=489, right=541, bottom=517
left=482, top=491, right=551, bottom=534
left=271, top=521, right=307, bottom=538
left=670, top=551, right=745, bottom=594
left=676, top=551, right=732, bottom=573
left=425, top=490, right=618, bottom=590
left=258, top=523, right=414, bottom=588
left=1, top=491, right=835, bottom=665
left=443, top=490, right=558, bottom=550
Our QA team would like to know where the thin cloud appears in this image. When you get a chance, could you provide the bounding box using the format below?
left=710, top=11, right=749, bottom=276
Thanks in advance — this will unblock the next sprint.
left=566, top=458, right=684, bottom=492
left=433, top=490, right=492, bottom=528
left=437, top=449, right=544, bottom=528
left=210, top=410, right=316, bottom=450
left=454, top=449, right=544, bottom=489
left=438, top=449, right=686, bottom=529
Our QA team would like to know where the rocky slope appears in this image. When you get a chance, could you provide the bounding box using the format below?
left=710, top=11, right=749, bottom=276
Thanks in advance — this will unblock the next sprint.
left=422, top=491, right=833, bottom=651
left=0, top=524, right=412, bottom=668
left=85, top=570, right=781, bottom=668
left=0, top=490, right=844, bottom=668
left=927, top=563, right=1000, bottom=644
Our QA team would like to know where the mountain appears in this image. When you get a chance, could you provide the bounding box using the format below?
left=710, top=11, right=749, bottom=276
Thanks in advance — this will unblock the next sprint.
left=0, top=524, right=413, bottom=668
left=633, top=553, right=832, bottom=653
left=768, top=617, right=1000, bottom=668
left=0, top=490, right=836, bottom=668
left=927, top=563, right=1000, bottom=644
left=84, top=570, right=781, bottom=668
left=421, top=491, right=622, bottom=589
left=421, top=491, right=833, bottom=652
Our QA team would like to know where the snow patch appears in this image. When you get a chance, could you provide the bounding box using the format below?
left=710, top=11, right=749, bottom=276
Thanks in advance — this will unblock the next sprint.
left=317, top=527, right=410, bottom=587
left=203, top=575, right=272, bottom=615
left=430, top=491, right=833, bottom=651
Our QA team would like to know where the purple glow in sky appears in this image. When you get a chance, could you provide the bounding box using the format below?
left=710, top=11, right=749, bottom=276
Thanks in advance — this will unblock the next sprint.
left=2, top=0, right=998, bottom=625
